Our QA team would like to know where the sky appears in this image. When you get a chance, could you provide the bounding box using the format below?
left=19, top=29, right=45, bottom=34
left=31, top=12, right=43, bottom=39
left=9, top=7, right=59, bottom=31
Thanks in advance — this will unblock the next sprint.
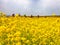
left=0, top=0, right=60, bottom=16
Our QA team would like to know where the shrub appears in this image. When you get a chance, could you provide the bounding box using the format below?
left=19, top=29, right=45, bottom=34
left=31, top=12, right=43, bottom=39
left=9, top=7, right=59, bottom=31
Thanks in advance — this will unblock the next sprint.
left=31, top=15, right=33, bottom=18
left=37, top=15, right=39, bottom=18
left=24, top=14, right=26, bottom=17
left=12, top=14, right=15, bottom=17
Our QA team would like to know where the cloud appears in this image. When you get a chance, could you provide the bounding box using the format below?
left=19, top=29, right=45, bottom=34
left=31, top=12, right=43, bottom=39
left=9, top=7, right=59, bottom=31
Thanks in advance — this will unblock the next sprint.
left=0, top=0, right=60, bottom=15
left=36, top=0, right=60, bottom=15
left=3, top=0, right=9, bottom=3
left=12, top=0, right=30, bottom=5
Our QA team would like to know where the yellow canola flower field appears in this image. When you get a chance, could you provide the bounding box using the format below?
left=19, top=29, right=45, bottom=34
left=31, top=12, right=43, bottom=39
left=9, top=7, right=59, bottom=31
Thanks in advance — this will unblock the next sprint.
left=0, top=16, right=60, bottom=45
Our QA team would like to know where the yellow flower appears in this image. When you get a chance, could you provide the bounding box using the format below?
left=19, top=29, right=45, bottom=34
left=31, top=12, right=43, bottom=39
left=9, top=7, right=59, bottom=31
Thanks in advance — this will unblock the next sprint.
left=21, top=37, right=26, bottom=41
left=0, top=42, right=2, bottom=45
left=0, top=15, right=60, bottom=45
left=14, top=31, right=21, bottom=37
left=32, top=38, right=36, bottom=42
left=25, top=40, right=30, bottom=43
left=33, top=44, right=36, bottom=45
left=15, top=37, right=20, bottom=41
left=16, top=42, right=21, bottom=45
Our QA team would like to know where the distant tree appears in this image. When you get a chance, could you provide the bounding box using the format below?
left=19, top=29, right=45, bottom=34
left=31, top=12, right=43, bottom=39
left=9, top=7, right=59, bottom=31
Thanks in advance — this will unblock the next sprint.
left=31, top=15, right=33, bottom=18
left=37, top=15, right=39, bottom=18
left=24, top=14, right=26, bottom=17
left=18, top=14, right=21, bottom=16
left=12, top=14, right=15, bottom=17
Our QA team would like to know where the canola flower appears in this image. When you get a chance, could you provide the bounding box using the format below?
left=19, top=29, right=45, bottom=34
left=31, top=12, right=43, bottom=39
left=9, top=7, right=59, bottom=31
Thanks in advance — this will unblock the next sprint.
left=0, top=14, right=60, bottom=45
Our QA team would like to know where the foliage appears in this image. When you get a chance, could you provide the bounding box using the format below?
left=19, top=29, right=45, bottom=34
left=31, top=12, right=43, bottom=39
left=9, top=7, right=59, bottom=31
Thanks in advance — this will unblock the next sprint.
left=24, top=14, right=26, bottom=17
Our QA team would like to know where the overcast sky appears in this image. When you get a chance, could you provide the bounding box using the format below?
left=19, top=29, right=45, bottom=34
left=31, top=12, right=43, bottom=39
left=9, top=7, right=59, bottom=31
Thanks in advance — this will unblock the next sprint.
left=0, top=0, right=60, bottom=16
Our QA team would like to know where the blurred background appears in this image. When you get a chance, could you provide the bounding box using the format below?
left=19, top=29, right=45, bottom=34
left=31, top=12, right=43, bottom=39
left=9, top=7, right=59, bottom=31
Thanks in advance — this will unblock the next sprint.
left=0, top=0, right=60, bottom=16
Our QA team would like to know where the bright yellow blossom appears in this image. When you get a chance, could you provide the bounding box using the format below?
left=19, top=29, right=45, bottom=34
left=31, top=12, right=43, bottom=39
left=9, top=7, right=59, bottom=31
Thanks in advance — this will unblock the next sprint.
left=0, top=15, right=60, bottom=45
